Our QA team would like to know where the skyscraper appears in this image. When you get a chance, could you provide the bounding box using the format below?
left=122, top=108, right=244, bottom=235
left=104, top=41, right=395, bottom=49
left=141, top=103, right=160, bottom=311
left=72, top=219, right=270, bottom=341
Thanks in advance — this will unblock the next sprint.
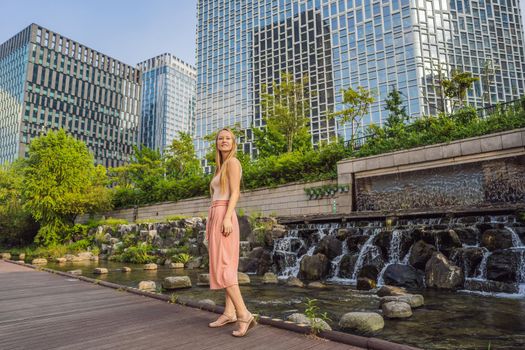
left=0, top=23, right=141, bottom=167
left=137, top=53, right=196, bottom=153
left=194, top=0, right=525, bottom=167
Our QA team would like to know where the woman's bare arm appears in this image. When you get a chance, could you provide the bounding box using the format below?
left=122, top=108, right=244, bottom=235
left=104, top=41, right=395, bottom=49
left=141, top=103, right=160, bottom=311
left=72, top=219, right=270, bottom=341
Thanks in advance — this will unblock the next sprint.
left=222, top=158, right=241, bottom=235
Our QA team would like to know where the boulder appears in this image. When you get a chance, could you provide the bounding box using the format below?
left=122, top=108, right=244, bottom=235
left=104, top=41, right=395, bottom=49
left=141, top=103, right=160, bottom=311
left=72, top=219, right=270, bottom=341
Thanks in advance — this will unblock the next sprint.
left=1, top=253, right=11, bottom=260
left=425, top=253, right=464, bottom=289
left=377, top=285, right=407, bottom=297
left=357, top=278, right=376, bottom=290
left=197, top=299, right=216, bottom=308
left=262, top=272, right=278, bottom=284
left=93, top=268, right=108, bottom=274
left=482, top=229, right=514, bottom=251
left=338, top=254, right=358, bottom=278
left=337, top=227, right=360, bottom=241
left=451, top=227, right=479, bottom=246
left=346, top=234, right=369, bottom=253
left=68, top=269, right=82, bottom=275
left=314, top=235, right=343, bottom=260
left=307, top=281, right=327, bottom=289
left=486, top=250, right=519, bottom=282
left=464, top=279, right=519, bottom=294
left=31, top=258, right=47, bottom=265
left=186, top=256, right=202, bottom=269
left=77, top=252, right=94, bottom=260
left=237, top=272, right=251, bottom=285
left=138, top=280, right=156, bottom=292
left=382, top=264, right=425, bottom=289
left=121, top=267, right=132, bottom=272
left=358, top=265, right=380, bottom=281
left=55, top=257, right=67, bottom=263
left=299, top=253, right=330, bottom=281
left=197, top=273, right=210, bottom=286
left=409, top=240, right=436, bottom=270
left=286, top=277, right=305, bottom=287
left=287, top=313, right=331, bottom=331
left=449, top=247, right=484, bottom=277
left=339, top=312, right=384, bottom=333
left=379, top=294, right=424, bottom=308
left=382, top=301, right=413, bottom=318
left=163, top=276, right=192, bottom=289
left=239, top=241, right=251, bottom=257
left=143, top=263, right=158, bottom=270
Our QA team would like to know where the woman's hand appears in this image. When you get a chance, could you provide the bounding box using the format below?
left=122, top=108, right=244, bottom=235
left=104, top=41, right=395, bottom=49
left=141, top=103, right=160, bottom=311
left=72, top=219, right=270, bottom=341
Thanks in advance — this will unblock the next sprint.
left=222, top=217, right=233, bottom=236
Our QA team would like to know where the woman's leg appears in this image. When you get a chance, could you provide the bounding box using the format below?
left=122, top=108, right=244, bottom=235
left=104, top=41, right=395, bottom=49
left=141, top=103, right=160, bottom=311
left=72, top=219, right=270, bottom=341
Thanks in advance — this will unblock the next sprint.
left=226, top=284, right=256, bottom=336
left=224, top=291, right=235, bottom=316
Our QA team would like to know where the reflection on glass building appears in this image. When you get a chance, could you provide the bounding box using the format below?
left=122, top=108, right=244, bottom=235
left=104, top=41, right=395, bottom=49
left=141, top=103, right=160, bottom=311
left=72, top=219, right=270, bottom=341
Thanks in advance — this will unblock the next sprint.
left=0, top=23, right=141, bottom=167
left=195, top=0, right=525, bottom=166
left=137, top=53, right=196, bottom=153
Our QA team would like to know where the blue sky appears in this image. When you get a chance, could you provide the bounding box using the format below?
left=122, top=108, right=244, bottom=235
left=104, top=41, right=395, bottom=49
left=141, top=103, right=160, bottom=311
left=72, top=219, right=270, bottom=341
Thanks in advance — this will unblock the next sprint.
left=1, top=0, right=524, bottom=68
left=0, top=0, right=198, bottom=66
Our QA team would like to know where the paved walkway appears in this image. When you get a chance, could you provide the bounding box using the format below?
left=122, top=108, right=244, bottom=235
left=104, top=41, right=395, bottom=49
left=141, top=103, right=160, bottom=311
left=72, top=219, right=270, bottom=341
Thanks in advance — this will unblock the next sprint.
left=0, top=260, right=358, bottom=350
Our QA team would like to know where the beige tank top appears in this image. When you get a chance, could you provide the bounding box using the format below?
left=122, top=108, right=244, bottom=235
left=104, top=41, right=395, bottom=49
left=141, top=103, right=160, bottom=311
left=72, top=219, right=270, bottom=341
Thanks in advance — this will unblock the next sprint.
left=211, top=166, right=242, bottom=201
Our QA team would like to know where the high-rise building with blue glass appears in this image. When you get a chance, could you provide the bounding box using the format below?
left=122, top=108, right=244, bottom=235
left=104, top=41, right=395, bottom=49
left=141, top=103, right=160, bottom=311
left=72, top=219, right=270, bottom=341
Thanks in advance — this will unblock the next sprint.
left=137, top=53, right=196, bottom=152
left=0, top=24, right=141, bottom=167
left=194, top=0, right=525, bottom=167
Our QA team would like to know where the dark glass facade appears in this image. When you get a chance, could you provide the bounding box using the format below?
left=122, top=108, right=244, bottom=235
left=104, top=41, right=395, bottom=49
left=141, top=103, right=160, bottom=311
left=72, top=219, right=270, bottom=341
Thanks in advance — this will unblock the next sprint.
left=0, top=24, right=141, bottom=167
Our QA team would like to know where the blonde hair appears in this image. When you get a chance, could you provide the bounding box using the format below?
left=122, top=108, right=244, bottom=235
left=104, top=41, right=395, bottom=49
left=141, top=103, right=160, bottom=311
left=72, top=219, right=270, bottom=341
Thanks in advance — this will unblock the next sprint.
left=210, top=128, right=238, bottom=196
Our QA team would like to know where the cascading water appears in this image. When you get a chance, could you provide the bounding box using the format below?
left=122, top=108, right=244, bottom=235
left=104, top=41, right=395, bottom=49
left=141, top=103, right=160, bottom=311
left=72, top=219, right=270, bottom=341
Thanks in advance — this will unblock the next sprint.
left=350, top=227, right=382, bottom=281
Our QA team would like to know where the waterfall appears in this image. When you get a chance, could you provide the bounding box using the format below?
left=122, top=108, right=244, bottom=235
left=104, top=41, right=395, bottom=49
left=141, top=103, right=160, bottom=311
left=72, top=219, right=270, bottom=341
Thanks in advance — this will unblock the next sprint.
left=350, top=228, right=381, bottom=281
left=505, top=226, right=524, bottom=247
left=272, top=228, right=304, bottom=278
left=327, top=240, right=349, bottom=283
left=473, top=247, right=492, bottom=280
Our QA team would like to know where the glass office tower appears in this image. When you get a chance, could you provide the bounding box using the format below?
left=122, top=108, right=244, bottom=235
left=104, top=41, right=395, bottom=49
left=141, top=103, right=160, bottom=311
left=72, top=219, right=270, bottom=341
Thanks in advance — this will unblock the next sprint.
left=195, top=0, right=525, bottom=167
left=137, top=53, right=196, bottom=153
left=0, top=23, right=141, bottom=167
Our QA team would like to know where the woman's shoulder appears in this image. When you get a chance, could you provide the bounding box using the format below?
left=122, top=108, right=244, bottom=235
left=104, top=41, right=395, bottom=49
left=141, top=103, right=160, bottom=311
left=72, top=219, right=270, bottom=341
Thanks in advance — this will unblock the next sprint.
left=225, top=157, right=242, bottom=172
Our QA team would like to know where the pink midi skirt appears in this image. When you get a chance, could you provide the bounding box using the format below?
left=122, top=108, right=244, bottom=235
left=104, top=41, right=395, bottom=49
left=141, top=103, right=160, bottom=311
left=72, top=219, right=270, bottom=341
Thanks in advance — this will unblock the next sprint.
left=206, top=200, right=239, bottom=289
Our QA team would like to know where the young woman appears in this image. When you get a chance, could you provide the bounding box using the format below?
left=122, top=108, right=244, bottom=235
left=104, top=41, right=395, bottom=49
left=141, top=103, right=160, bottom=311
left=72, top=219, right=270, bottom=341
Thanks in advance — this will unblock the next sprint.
left=206, top=128, right=256, bottom=337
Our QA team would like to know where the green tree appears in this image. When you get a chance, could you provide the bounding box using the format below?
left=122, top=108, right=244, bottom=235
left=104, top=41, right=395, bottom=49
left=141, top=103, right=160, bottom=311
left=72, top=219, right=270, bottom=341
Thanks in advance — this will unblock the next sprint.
left=329, top=85, right=375, bottom=150
left=384, top=87, right=409, bottom=128
left=442, top=68, right=479, bottom=111
left=0, top=160, right=38, bottom=246
left=257, top=72, right=311, bottom=154
left=164, top=131, right=202, bottom=180
left=22, top=129, right=111, bottom=246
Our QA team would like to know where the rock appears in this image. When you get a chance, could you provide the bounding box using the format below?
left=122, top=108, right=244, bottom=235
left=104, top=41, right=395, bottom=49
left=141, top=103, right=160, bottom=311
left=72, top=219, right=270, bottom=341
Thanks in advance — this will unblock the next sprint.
left=31, top=258, right=47, bottom=265
left=68, top=269, right=82, bottom=275
left=186, top=257, right=202, bottom=269
left=94, top=268, right=108, bottom=274
left=346, top=234, right=369, bottom=253
left=121, top=267, right=132, bottom=272
left=197, top=273, right=210, bottom=286
left=339, top=312, right=384, bottom=333
left=338, top=254, right=358, bottom=278
left=238, top=257, right=258, bottom=273
left=307, top=281, right=327, bottom=289
left=237, top=272, right=251, bottom=285
left=451, top=227, right=479, bottom=246
left=1, top=253, right=11, bottom=260
left=299, top=253, right=330, bottom=281
left=262, top=272, right=278, bottom=284
left=163, top=276, right=192, bottom=289
left=435, top=230, right=462, bottom=255
left=382, top=264, right=425, bottom=289
left=90, top=256, right=99, bottom=262
left=264, top=224, right=287, bottom=246
left=109, top=238, right=120, bottom=245
left=377, top=285, right=407, bottom=297
left=197, top=299, right=216, bottom=308
left=481, top=229, right=514, bottom=251
left=382, top=301, right=413, bottom=318
left=357, top=277, right=376, bottom=290
left=425, top=253, right=464, bottom=289
left=138, top=280, right=156, bottom=292
left=358, top=265, right=380, bottom=281
left=77, top=252, right=94, bottom=260
left=287, top=313, right=332, bottom=331
left=256, top=249, right=274, bottom=275
left=239, top=241, right=251, bottom=257
left=170, top=262, right=185, bottom=269
left=64, top=254, right=76, bottom=262
left=464, top=279, right=519, bottom=294
left=486, top=250, right=519, bottom=282
left=55, top=257, right=67, bottom=263
left=379, top=294, right=424, bottom=308
left=314, top=235, right=343, bottom=260
left=18, top=253, right=26, bottom=260
left=449, top=247, right=484, bottom=277
left=143, top=263, right=158, bottom=270
left=286, top=277, right=305, bottom=287
left=410, top=240, right=437, bottom=270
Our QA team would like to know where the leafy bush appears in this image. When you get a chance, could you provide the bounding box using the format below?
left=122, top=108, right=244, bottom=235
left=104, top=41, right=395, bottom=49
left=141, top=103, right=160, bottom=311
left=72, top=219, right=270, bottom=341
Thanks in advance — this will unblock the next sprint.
left=172, top=253, right=193, bottom=265
left=119, top=244, right=155, bottom=264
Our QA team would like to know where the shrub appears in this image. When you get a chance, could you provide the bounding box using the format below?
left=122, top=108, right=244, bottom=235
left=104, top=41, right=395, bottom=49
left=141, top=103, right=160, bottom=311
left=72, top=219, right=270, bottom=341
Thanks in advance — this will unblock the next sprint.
left=120, top=244, right=155, bottom=264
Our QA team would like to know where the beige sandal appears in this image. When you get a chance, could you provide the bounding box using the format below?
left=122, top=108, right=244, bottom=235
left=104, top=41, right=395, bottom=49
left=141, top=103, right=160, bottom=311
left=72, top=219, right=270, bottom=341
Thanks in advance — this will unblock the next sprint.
left=232, top=313, right=257, bottom=337
left=208, top=313, right=237, bottom=328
